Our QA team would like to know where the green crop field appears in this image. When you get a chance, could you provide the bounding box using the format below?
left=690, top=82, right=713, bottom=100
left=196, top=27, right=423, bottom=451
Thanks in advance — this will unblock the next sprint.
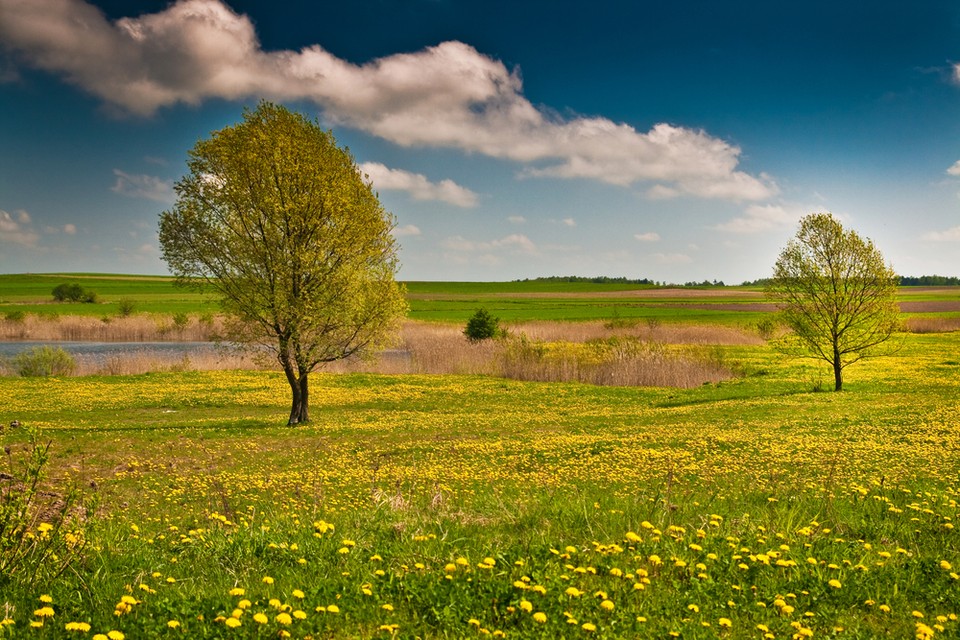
left=3, top=273, right=959, bottom=325
left=1, top=318, right=959, bottom=637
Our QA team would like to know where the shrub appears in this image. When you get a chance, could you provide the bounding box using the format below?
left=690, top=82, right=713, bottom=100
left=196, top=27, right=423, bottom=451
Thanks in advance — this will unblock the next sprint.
left=172, top=312, right=190, bottom=333
left=464, top=308, right=503, bottom=342
left=3, top=310, right=26, bottom=323
left=51, top=283, right=96, bottom=303
left=12, top=346, right=77, bottom=377
left=117, top=298, right=136, bottom=317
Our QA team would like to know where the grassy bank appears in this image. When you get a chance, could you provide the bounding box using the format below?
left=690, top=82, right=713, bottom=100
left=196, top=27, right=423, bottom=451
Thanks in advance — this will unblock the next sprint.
left=1, top=332, right=958, bottom=637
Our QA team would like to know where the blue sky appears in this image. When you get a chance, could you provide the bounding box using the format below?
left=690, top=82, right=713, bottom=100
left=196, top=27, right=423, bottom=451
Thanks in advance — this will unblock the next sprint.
left=2, top=0, right=960, bottom=282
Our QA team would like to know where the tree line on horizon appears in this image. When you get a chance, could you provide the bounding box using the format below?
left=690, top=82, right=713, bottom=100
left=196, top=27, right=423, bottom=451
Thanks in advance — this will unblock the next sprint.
left=516, top=275, right=960, bottom=287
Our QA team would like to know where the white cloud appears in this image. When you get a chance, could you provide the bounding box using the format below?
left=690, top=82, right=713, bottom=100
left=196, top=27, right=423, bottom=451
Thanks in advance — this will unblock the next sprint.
left=652, top=252, right=692, bottom=264
left=922, top=226, right=960, bottom=241
left=507, top=215, right=526, bottom=224
left=0, top=208, right=40, bottom=247
left=947, top=160, right=960, bottom=176
left=359, top=162, right=478, bottom=207
left=645, top=184, right=681, bottom=199
left=715, top=203, right=803, bottom=234
left=111, top=169, right=175, bottom=202
left=63, top=223, right=77, bottom=235
left=0, top=0, right=774, bottom=202
left=634, top=232, right=660, bottom=242
left=392, top=224, right=422, bottom=237
left=442, top=233, right=538, bottom=255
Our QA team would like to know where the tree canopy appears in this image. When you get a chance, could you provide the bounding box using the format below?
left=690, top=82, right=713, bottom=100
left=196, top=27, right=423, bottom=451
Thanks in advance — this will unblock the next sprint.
left=159, top=102, right=407, bottom=424
left=765, top=213, right=900, bottom=391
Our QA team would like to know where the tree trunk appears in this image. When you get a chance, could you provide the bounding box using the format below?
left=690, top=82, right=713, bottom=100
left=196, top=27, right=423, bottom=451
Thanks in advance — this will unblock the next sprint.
left=833, top=345, right=843, bottom=392
left=282, top=359, right=303, bottom=426
left=297, top=371, right=310, bottom=423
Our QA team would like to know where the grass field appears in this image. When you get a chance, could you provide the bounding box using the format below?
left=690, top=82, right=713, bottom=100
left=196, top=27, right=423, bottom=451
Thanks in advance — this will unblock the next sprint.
left=2, top=273, right=960, bottom=326
left=2, top=299, right=960, bottom=638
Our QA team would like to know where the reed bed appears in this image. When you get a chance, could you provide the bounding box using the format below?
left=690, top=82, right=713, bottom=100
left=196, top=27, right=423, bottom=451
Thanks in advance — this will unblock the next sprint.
left=1, top=319, right=741, bottom=387
left=0, top=313, right=222, bottom=342
left=903, top=315, right=960, bottom=333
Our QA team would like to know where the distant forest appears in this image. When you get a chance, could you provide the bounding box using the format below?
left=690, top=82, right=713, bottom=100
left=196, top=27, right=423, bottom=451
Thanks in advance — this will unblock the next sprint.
left=742, top=275, right=960, bottom=287
left=520, top=275, right=960, bottom=287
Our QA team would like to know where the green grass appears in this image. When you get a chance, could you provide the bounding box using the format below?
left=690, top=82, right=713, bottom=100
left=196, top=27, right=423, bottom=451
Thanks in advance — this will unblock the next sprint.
left=2, top=333, right=959, bottom=637
left=3, top=273, right=959, bottom=325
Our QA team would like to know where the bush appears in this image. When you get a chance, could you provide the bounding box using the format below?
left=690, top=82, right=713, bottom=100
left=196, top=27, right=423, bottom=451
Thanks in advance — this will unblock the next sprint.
left=117, top=298, right=136, bottom=317
left=3, top=310, right=26, bottom=323
left=51, top=283, right=96, bottom=303
left=464, top=308, right=504, bottom=342
left=12, top=346, right=77, bottom=377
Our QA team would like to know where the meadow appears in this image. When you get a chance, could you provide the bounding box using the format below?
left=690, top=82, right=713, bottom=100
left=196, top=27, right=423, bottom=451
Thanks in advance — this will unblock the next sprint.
left=1, top=275, right=959, bottom=638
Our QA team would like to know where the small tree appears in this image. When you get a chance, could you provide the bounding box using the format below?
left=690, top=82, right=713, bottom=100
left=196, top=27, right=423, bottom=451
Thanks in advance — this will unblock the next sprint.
left=464, top=308, right=503, bottom=342
left=766, top=213, right=900, bottom=391
left=160, top=102, right=407, bottom=425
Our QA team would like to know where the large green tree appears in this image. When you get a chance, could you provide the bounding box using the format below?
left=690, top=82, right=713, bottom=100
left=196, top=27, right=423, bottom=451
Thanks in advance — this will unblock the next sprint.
left=159, top=102, right=407, bottom=425
left=766, top=212, right=900, bottom=391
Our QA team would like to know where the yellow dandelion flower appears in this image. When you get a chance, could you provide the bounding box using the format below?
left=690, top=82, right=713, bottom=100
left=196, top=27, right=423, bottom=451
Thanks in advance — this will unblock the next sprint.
left=253, top=613, right=268, bottom=624
left=520, top=600, right=533, bottom=613
left=34, top=607, right=55, bottom=618
left=828, top=579, right=842, bottom=589
left=292, top=589, right=305, bottom=599
left=276, top=612, right=292, bottom=625
left=224, top=617, right=241, bottom=628
left=293, top=610, right=307, bottom=620
left=600, top=600, right=614, bottom=611
left=167, top=620, right=180, bottom=628
left=107, top=631, right=125, bottom=640
left=533, top=612, right=547, bottom=623
left=327, top=605, right=340, bottom=614
left=582, top=622, right=597, bottom=632
left=262, top=576, right=274, bottom=585
left=65, top=622, right=91, bottom=632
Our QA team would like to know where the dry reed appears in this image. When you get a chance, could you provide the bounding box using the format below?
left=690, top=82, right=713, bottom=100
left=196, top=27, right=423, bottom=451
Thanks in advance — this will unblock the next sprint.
left=903, top=316, right=960, bottom=333
left=0, top=314, right=222, bottom=342
left=1, top=318, right=742, bottom=388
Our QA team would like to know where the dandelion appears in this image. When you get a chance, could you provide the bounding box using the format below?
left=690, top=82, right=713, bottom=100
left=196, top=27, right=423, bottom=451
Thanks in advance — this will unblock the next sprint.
left=565, top=587, right=583, bottom=597
left=229, top=587, right=245, bottom=596
left=292, top=589, right=305, bottom=599
left=941, top=560, right=953, bottom=571
left=34, top=607, right=55, bottom=618
left=600, top=600, right=615, bottom=611
left=65, top=622, right=91, bottom=632
left=582, top=622, right=596, bottom=632
left=293, top=610, right=307, bottom=620
left=167, top=620, right=180, bottom=628
left=276, top=612, right=292, bottom=625
left=519, top=600, right=533, bottom=613
left=253, top=613, right=268, bottom=624
left=719, top=618, right=732, bottom=628
left=327, top=605, right=340, bottom=614
left=879, top=605, right=891, bottom=613
left=828, top=579, right=842, bottom=589
left=688, top=604, right=700, bottom=613
left=225, top=617, right=241, bottom=628
left=262, top=576, right=274, bottom=585
left=107, top=631, right=125, bottom=640
left=39, top=595, right=53, bottom=603
left=533, top=612, right=547, bottom=623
